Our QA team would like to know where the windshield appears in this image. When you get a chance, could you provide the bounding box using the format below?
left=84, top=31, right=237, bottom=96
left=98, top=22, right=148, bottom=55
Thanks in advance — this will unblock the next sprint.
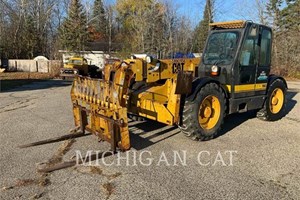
left=68, top=59, right=83, bottom=65
left=203, top=32, right=239, bottom=65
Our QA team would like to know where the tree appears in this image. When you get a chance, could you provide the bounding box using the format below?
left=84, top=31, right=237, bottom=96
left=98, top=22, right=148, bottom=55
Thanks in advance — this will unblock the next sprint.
left=91, top=0, right=107, bottom=40
left=161, top=0, right=178, bottom=57
left=255, top=0, right=268, bottom=24
left=280, top=0, right=300, bottom=31
left=116, top=0, right=165, bottom=54
left=233, top=0, right=268, bottom=25
left=59, top=0, right=88, bottom=51
left=277, top=0, right=300, bottom=74
left=193, top=0, right=214, bottom=52
left=0, top=0, right=57, bottom=59
left=266, top=0, right=283, bottom=67
left=173, top=16, right=194, bottom=54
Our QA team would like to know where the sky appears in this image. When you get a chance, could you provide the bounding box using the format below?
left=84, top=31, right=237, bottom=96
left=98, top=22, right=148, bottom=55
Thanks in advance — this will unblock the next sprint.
left=173, top=0, right=265, bottom=26
left=100, top=0, right=266, bottom=27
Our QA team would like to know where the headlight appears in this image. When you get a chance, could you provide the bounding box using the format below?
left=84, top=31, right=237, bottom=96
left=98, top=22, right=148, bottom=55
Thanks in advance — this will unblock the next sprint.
left=211, top=65, right=219, bottom=76
left=145, top=55, right=153, bottom=63
left=211, top=65, right=218, bottom=73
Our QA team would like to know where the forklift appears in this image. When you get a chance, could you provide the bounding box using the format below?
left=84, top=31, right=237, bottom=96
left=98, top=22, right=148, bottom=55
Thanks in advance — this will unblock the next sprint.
left=70, top=20, right=287, bottom=151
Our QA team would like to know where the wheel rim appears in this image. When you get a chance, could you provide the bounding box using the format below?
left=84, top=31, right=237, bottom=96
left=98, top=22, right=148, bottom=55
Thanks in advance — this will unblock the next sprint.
left=270, top=88, right=284, bottom=114
left=198, top=95, right=221, bottom=130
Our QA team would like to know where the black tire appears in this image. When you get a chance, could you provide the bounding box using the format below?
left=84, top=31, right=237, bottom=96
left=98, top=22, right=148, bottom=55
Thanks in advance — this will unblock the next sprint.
left=179, top=83, right=226, bottom=141
left=257, top=79, right=286, bottom=121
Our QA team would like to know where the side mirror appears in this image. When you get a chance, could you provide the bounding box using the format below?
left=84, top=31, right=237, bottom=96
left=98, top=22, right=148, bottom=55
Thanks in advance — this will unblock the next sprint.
left=250, top=25, right=257, bottom=37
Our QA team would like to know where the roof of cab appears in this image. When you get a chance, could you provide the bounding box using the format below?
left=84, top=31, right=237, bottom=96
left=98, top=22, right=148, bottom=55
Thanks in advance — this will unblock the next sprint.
left=69, top=57, right=85, bottom=60
left=209, top=20, right=246, bottom=29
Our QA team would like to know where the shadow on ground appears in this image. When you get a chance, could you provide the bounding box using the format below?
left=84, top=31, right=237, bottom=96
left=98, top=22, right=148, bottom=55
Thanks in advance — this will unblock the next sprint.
left=130, top=90, right=298, bottom=150
left=0, top=79, right=72, bottom=93
left=285, top=90, right=298, bottom=115
left=130, top=120, right=180, bottom=150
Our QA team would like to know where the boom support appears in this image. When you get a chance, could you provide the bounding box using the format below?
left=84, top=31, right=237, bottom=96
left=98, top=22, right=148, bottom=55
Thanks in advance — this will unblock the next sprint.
left=70, top=57, right=200, bottom=151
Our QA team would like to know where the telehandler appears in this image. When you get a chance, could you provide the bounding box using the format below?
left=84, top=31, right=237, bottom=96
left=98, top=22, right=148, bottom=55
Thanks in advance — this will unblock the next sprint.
left=60, top=56, right=100, bottom=78
left=60, top=56, right=89, bottom=78
left=70, top=20, right=287, bottom=151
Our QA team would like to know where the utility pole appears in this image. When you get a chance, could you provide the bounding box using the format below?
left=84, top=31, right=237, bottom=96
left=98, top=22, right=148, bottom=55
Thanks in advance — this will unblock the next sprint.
left=107, top=6, right=113, bottom=55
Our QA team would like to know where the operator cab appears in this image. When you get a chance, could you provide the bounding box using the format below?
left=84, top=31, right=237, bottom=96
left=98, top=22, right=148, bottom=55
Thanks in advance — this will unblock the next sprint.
left=199, top=20, right=272, bottom=100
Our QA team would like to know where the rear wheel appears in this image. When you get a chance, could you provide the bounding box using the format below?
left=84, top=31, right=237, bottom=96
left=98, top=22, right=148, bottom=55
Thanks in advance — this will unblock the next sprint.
left=180, top=83, right=226, bottom=141
left=257, top=79, right=286, bottom=121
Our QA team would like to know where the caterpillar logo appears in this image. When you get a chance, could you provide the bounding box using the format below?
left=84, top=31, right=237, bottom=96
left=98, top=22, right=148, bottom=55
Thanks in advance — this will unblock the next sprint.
left=172, top=60, right=185, bottom=73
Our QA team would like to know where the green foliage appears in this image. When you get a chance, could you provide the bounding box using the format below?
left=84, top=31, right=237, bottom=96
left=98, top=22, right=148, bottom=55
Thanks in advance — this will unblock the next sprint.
left=265, top=0, right=300, bottom=77
left=91, top=0, right=108, bottom=38
left=22, top=14, right=38, bottom=58
left=193, top=0, right=213, bottom=52
left=115, top=0, right=165, bottom=54
left=59, top=0, right=88, bottom=51
left=0, top=0, right=53, bottom=59
left=280, top=0, right=300, bottom=31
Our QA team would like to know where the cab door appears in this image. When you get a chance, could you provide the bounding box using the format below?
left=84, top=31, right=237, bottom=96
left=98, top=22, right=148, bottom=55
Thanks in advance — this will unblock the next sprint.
left=255, top=26, right=272, bottom=95
left=235, top=24, right=259, bottom=98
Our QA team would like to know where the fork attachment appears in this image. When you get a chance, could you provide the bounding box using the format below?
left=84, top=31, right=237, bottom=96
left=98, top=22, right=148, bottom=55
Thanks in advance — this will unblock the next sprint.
left=70, top=62, right=134, bottom=151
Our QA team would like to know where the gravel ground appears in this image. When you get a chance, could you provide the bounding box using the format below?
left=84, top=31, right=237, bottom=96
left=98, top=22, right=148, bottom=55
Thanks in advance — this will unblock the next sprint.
left=0, top=80, right=299, bottom=200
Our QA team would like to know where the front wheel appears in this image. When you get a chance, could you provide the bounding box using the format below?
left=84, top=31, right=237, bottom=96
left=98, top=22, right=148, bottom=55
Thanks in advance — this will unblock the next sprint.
left=257, top=79, right=287, bottom=121
left=179, top=83, right=226, bottom=141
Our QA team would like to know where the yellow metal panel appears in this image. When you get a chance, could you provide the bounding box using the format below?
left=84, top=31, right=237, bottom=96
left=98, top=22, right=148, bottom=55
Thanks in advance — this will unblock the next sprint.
left=166, top=79, right=181, bottom=124
left=226, top=83, right=267, bottom=93
left=137, top=99, right=174, bottom=125
left=137, top=80, right=170, bottom=103
left=130, top=78, right=181, bottom=125
left=146, top=58, right=201, bottom=83
left=255, top=83, right=268, bottom=91
left=124, top=59, right=144, bottom=81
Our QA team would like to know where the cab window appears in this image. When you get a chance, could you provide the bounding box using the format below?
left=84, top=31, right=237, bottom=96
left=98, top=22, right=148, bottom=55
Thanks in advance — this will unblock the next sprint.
left=69, top=59, right=82, bottom=65
left=259, top=29, right=271, bottom=66
left=239, top=26, right=258, bottom=67
left=203, top=32, right=239, bottom=65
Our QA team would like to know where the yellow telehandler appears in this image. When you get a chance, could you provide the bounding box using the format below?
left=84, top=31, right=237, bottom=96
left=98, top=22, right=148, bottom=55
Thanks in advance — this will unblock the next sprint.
left=61, top=56, right=89, bottom=78
left=70, top=21, right=287, bottom=151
